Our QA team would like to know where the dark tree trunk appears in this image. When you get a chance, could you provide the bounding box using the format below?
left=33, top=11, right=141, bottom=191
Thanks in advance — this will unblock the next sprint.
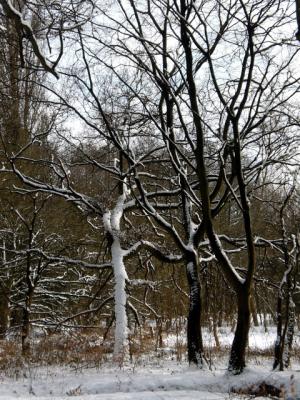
left=273, top=295, right=283, bottom=371
left=21, top=289, right=33, bottom=357
left=228, top=288, right=250, bottom=374
left=273, top=288, right=295, bottom=371
left=21, top=306, right=30, bottom=356
left=296, top=0, right=300, bottom=40
left=185, top=251, right=204, bottom=366
left=0, top=292, right=10, bottom=339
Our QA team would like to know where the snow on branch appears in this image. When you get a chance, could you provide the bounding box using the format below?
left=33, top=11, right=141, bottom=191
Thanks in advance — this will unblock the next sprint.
left=55, top=296, right=114, bottom=329
left=0, top=246, right=112, bottom=271
left=130, top=279, right=157, bottom=289
left=0, top=0, right=59, bottom=78
left=123, top=240, right=183, bottom=264
left=10, top=163, right=104, bottom=216
left=218, top=234, right=285, bottom=251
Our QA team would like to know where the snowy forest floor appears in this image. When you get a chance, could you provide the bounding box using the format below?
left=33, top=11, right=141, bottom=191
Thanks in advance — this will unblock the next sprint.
left=0, top=324, right=300, bottom=399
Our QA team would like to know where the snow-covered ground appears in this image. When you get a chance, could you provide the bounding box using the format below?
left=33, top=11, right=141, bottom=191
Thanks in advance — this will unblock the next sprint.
left=1, top=361, right=299, bottom=400
left=1, top=325, right=299, bottom=399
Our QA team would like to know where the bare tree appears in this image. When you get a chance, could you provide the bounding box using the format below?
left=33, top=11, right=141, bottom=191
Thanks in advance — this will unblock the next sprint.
left=273, top=184, right=299, bottom=370
left=86, top=0, right=299, bottom=373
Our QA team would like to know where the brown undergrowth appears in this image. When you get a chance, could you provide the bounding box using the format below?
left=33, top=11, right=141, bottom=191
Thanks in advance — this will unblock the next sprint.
left=0, top=325, right=299, bottom=377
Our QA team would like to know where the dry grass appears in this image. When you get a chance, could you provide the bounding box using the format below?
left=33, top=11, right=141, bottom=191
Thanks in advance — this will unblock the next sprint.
left=0, top=339, right=24, bottom=378
left=0, top=324, right=299, bottom=377
left=32, top=332, right=113, bottom=368
left=0, top=331, right=112, bottom=375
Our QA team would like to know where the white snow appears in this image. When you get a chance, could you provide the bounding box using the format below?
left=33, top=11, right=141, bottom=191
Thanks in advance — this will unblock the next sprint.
left=111, top=236, right=128, bottom=359
left=0, top=324, right=299, bottom=399
left=102, top=193, right=129, bottom=360
left=163, top=324, right=300, bottom=352
left=0, top=361, right=299, bottom=400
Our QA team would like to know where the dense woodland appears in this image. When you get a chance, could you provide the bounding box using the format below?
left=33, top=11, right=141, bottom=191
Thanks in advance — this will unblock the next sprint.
left=0, top=0, right=299, bottom=376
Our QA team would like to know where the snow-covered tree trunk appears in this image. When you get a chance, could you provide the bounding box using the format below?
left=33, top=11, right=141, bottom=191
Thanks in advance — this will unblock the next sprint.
left=103, top=190, right=129, bottom=362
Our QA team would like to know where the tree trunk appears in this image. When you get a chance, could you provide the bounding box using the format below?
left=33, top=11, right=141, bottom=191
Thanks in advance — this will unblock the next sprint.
left=21, top=307, right=30, bottom=356
left=185, top=251, right=204, bottom=367
left=212, top=317, right=220, bottom=349
left=273, top=295, right=283, bottom=371
left=273, top=289, right=295, bottom=371
left=22, top=289, right=33, bottom=357
left=284, top=299, right=295, bottom=369
left=111, top=236, right=128, bottom=361
left=0, top=241, right=10, bottom=340
left=228, top=288, right=250, bottom=374
left=0, top=292, right=10, bottom=339
left=103, top=190, right=129, bottom=364
left=250, top=294, right=259, bottom=327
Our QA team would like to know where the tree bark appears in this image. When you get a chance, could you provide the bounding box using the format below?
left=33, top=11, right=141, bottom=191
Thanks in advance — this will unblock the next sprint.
left=273, top=295, right=283, bottom=371
left=22, top=287, right=34, bottom=357
left=228, top=287, right=250, bottom=374
left=21, top=307, right=30, bottom=356
left=284, top=299, right=295, bottom=369
left=273, top=287, right=295, bottom=371
left=0, top=292, right=10, bottom=339
left=185, top=251, right=204, bottom=366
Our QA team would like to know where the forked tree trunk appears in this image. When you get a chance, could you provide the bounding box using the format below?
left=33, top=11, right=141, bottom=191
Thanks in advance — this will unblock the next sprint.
left=186, top=251, right=204, bottom=367
left=228, top=288, right=250, bottom=374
